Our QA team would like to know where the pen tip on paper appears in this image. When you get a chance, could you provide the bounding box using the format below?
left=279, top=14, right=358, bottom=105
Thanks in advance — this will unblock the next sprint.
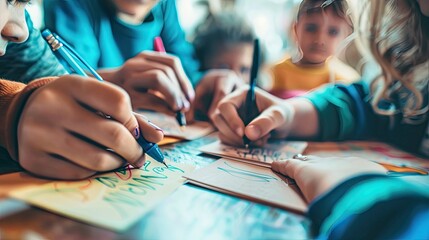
left=163, top=162, right=169, bottom=168
left=176, top=111, right=187, bottom=127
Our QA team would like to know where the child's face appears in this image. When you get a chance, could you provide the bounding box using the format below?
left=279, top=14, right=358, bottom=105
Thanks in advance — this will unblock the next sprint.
left=209, top=43, right=254, bottom=82
left=0, top=0, right=29, bottom=56
left=295, top=7, right=349, bottom=65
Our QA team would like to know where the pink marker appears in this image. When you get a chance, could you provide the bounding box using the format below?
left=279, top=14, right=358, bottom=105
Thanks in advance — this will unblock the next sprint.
left=153, top=37, right=187, bottom=127
left=154, top=36, right=166, bottom=52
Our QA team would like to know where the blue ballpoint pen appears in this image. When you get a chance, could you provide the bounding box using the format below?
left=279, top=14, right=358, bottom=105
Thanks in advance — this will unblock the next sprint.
left=41, top=29, right=167, bottom=168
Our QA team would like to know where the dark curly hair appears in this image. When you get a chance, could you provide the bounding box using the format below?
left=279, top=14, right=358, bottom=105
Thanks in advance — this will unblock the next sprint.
left=193, top=12, right=255, bottom=71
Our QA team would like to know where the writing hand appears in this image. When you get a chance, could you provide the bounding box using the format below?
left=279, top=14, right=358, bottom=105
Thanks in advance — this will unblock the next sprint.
left=17, top=75, right=163, bottom=179
left=104, top=51, right=195, bottom=115
left=212, top=87, right=295, bottom=147
left=213, top=85, right=321, bottom=147
left=271, top=156, right=387, bottom=202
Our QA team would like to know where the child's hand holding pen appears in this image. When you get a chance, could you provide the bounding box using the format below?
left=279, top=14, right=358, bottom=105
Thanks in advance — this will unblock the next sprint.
left=212, top=38, right=317, bottom=148
left=42, top=29, right=167, bottom=170
left=98, top=48, right=194, bottom=122
left=213, top=86, right=317, bottom=147
left=17, top=75, right=164, bottom=180
left=213, top=87, right=289, bottom=147
left=153, top=37, right=187, bottom=127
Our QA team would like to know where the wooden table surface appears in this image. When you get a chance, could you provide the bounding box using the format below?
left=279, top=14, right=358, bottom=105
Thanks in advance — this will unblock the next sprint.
left=0, top=135, right=310, bottom=240
left=1, top=135, right=428, bottom=240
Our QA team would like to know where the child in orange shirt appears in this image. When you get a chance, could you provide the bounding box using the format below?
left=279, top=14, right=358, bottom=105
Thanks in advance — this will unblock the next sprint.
left=269, top=0, right=359, bottom=99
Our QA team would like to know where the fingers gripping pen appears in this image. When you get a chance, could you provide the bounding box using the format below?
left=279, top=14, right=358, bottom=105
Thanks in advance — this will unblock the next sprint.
left=42, top=29, right=167, bottom=168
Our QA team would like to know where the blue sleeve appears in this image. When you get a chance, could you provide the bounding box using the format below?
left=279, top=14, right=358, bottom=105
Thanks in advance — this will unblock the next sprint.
left=160, top=0, right=202, bottom=86
left=43, top=0, right=101, bottom=68
left=303, top=81, right=376, bottom=140
left=0, top=12, right=66, bottom=83
left=308, top=174, right=429, bottom=239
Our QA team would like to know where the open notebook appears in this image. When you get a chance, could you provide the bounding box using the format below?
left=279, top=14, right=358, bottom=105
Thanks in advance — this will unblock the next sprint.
left=185, top=159, right=307, bottom=213
left=199, top=140, right=308, bottom=167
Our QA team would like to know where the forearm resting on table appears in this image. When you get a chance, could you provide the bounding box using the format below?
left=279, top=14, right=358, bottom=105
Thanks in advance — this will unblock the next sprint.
left=286, top=97, right=319, bottom=139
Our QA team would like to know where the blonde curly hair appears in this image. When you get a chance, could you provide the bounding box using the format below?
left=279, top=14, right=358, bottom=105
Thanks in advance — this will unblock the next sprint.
left=358, top=0, right=429, bottom=118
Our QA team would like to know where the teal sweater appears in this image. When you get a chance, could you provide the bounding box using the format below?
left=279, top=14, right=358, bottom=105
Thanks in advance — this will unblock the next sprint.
left=0, top=13, right=65, bottom=83
left=305, top=81, right=428, bottom=156
left=43, top=0, right=202, bottom=85
left=305, top=80, right=429, bottom=239
left=309, top=174, right=429, bottom=239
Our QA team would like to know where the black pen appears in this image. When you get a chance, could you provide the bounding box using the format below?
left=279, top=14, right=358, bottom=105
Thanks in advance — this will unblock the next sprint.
left=42, top=29, right=167, bottom=168
left=238, top=39, right=261, bottom=148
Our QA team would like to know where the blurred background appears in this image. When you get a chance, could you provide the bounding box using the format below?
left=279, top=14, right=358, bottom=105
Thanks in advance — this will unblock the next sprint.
left=176, top=0, right=301, bottom=63
left=27, top=0, right=310, bottom=63
left=27, top=0, right=364, bottom=76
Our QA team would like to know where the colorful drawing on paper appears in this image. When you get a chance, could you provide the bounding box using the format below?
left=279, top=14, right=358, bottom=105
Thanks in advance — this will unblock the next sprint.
left=199, top=140, right=308, bottom=167
left=138, top=111, right=215, bottom=140
left=9, top=160, right=194, bottom=231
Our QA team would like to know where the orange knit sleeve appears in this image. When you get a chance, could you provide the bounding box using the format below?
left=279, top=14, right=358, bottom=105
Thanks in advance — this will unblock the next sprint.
left=0, top=77, right=57, bottom=162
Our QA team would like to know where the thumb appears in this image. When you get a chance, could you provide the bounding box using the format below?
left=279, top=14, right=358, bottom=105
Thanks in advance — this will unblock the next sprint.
left=244, top=105, right=289, bottom=140
left=271, top=159, right=304, bottom=179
